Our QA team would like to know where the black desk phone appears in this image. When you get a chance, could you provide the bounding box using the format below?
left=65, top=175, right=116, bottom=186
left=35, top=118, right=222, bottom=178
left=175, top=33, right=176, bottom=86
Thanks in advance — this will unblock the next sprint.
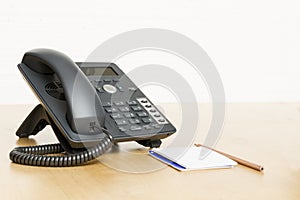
left=9, top=49, right=176, bottom=167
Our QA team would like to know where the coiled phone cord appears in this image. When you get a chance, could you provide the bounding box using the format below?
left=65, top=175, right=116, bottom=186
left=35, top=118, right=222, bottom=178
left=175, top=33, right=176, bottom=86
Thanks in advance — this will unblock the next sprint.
left=9, top=129, right=113, bottom=167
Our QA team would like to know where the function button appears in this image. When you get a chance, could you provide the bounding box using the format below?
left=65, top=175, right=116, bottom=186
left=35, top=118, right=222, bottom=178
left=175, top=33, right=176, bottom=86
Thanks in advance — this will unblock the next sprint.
left=103, top=102, right=112, bottom=107
left=145, top=105, right=152, bottom=108
left=143, top=125, right=152, bottom=130
left=127, top=100, right=138, bottom=106
left=149, top=109, right=156, bottom=113
left=128, top=87, right=137, bottom=91
left=124, top=113, right=135, bottom=118
left=131, top=106, right=143, bottom=111
left=154, top=113, right=161, bottom=117
left=115, top=119, right=128, bottom=126
left=154, top=113, right=161, bottom=118
left=105, top=107, right=118, bottom=113
left=96, top=87, right=104, bottom=93
left=158, top=119, right=166, bottom=123
left=114, top=101, right=125, bottom=106
left=111, top=113, right=123, bottom=119
left=141, top=118, right=153, bottom=124
left=103, top=79, right=111, bottom=83
left=141, top=99, right=148, bottom=103
left=130, top=125, right=142, bottom=131
left=103, top=84, right=117, bottom=94
left=129, top=118, right=141, bottom=124
left=119, top=106, right=130, bottom=112
left=136, top=112, right=148, bottom=117
left=119, top=127, right=127, bottom=132
left=117, top=86, right=124, bottom=92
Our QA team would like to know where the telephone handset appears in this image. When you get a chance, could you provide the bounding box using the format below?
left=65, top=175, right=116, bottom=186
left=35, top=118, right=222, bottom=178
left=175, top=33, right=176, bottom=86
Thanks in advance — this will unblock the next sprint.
left=10, top=49, right=176, bottom=167
left=21, top=48, right=106, bottom=134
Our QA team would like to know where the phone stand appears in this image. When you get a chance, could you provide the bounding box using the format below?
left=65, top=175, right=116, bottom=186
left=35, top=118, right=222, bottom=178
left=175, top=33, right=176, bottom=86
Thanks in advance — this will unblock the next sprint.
left=16, top=104, right=50, bottom=138
left=16, top=104, right=81, bottom=153
left=16, top=104, right=162, bottom=151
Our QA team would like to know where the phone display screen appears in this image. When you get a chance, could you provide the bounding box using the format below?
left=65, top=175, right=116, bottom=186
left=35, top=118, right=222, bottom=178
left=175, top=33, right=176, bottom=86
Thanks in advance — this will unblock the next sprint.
left=81, top=67, right=118, bottom=76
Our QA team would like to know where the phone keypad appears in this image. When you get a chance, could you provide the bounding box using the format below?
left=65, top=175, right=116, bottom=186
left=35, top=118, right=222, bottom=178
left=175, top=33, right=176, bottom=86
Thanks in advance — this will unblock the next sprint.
left=103, top=98, right=168, bottom=134
left=91, top=77, right=170, bottom=134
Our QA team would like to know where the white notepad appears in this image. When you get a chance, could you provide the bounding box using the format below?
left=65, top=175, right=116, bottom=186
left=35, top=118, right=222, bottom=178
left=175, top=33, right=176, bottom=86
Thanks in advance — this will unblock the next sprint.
left=149, top=146, right=237, bottom=171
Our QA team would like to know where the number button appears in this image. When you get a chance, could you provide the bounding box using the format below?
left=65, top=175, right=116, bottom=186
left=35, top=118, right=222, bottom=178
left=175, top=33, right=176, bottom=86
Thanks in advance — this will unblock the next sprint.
left=119, top=106, right=130, bottom=112
left=131, top=106, right=143, bottom=111
left=111, top=113, right=123, bottom=119
left=141, top=118, right=152, bottom=124
left=129, top=118, right=141, bottom=124
left=115, top=119, right=128, bottom=126
left=114, top=101, right=125, bottom=106
left=136, top=112, right=148, bottom=117
left=124, top=113, right=135, bottom=118
left=105, top=107, right=118, bottom=113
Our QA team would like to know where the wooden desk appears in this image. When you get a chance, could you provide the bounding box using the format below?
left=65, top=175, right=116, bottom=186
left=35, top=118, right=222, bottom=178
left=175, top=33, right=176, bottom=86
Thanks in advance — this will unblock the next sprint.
left=1, top=104, right=299, bottom=199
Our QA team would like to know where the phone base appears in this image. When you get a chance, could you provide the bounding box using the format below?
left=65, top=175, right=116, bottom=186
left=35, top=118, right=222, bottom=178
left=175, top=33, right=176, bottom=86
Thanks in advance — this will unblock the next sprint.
left=16, top=104, right=162, bottom=151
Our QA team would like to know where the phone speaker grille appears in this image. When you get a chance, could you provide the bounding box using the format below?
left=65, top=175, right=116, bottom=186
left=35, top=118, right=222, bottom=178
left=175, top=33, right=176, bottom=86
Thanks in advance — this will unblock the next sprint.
left=45, top=82, right=65, bottom=100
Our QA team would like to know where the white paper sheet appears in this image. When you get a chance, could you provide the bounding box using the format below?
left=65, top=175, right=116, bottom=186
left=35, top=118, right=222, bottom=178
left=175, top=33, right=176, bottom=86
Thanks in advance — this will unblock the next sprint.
left=149, top=146, right=237, bottom=171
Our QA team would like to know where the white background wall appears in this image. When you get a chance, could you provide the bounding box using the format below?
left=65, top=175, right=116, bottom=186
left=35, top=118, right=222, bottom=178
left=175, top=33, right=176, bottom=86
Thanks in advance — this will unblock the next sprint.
left=1, top=0, right=300, bottom=104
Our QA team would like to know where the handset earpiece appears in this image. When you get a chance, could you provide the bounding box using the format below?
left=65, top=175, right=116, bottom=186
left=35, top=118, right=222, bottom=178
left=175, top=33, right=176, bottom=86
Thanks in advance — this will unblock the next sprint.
left=22, top=48, right=105, bottom=134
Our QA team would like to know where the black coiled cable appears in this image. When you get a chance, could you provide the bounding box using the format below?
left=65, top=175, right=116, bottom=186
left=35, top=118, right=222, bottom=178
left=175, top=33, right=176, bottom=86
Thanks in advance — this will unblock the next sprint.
left=9, top=134, right=112, bottom=167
